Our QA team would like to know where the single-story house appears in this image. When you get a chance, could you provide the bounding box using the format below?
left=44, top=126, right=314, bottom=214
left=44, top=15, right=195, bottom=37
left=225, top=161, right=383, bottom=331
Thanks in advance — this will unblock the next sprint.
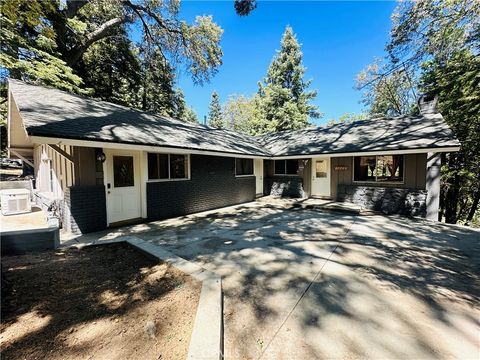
left=7, top=79, right=460, bottom=233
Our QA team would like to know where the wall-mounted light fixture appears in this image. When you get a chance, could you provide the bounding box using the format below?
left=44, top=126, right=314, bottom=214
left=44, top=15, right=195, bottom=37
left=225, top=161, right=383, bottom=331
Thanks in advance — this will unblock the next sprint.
left=96, top=151, right=106, bottom=163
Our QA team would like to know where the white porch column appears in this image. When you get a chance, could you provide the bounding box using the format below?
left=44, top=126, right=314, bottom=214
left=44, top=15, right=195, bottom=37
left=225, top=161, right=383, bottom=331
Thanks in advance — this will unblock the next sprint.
left=426, top=152, right=441, bottom=221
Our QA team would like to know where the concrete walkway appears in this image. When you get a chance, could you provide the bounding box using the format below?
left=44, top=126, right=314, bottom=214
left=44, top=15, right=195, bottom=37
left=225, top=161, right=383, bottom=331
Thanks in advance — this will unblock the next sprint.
left=63, top=200, right=480, bottom=359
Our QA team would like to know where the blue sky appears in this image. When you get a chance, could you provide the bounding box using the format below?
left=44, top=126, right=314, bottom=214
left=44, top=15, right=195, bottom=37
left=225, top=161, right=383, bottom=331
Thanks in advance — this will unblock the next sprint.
left=143, top=1, right=397, bottom=125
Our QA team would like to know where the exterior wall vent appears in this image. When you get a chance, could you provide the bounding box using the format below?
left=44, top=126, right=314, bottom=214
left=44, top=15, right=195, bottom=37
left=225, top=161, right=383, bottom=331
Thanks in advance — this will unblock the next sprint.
left=0, top=189, right=31, bottom=215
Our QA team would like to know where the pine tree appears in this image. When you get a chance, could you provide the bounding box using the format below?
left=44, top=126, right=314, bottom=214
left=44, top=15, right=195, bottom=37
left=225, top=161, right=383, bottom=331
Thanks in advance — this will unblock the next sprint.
left=0, top=1, right=86, bottom=93
left=139, top=45, right=178, bottom=117
left=258, top=26, right=321, bottom=132
left=208, top=91, right=224, bottom=128
left=173, top=89, right=198, bottom=123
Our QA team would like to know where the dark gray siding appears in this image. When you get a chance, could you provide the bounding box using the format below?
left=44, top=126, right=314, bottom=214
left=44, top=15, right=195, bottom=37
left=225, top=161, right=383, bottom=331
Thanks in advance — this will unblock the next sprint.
left=73, top=146, right=104, bottom=186
left=331, top=154, right=429, bottom=217
left=65, top=185, right=107, bottom=233
left=330, top=154, right=427, bottom=199
left=147, top=154, right=255, bottom=220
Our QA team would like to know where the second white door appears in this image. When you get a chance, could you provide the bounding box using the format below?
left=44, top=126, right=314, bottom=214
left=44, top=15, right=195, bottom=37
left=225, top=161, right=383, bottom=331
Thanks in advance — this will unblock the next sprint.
left=311, top=157, right=331, bottom=197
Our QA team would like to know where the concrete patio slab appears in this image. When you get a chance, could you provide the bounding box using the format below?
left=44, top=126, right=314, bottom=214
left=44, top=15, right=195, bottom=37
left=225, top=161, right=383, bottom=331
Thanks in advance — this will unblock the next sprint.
left=62, top=199, right=480, bottom=359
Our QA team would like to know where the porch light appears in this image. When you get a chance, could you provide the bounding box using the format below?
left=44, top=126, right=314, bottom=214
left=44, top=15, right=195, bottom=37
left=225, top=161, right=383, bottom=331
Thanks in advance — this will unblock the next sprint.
left=96, top=151, right=106, bottom=163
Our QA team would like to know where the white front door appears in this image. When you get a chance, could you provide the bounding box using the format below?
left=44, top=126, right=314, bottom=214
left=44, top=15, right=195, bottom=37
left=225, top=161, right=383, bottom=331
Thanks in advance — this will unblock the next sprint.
left=311, top=157, right=331, bottom=198
left=104, top=150, right=141, bottom=224
left=254, top=159, right=264, bottom=196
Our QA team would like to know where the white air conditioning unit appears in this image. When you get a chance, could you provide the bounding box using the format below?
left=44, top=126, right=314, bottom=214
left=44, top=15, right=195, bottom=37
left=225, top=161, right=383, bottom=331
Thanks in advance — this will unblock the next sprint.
left=0, top=189, right=31, bottom=216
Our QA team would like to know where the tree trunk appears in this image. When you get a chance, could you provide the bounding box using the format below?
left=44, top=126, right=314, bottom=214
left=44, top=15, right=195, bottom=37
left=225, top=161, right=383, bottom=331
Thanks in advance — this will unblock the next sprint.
left=465, top=189, right=480, bottom=225
left=65, top=16, right=127, bottom=67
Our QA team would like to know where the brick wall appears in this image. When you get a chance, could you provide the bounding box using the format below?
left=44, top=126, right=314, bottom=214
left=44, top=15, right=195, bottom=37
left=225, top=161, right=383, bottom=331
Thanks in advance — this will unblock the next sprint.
left=147, top=154, right=255, bottom=221
left=65, top=185, right=107, bottom=233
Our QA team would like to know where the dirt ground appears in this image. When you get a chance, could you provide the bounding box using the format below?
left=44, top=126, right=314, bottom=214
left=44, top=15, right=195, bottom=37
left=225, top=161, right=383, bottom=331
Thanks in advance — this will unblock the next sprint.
left=1, top=243, right=201, bottom=360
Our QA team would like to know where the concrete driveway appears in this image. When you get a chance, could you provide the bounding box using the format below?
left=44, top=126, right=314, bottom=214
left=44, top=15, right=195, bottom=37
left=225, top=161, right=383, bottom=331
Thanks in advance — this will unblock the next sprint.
left=66, top=200, right=480, bottom=359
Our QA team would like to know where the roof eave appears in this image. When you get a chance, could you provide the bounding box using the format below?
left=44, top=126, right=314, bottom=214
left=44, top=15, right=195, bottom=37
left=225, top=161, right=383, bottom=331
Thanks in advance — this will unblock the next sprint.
left=269, top=145, right=461, bottom=159
left=28, top=134, right=272, bottom=159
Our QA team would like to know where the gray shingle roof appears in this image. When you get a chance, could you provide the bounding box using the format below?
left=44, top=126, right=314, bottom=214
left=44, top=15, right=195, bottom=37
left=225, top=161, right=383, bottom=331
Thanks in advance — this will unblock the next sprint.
left=9, top=79, right=460, bottom=157
left=8, top=79, right=269, bottom=157
left=259, top=115, right=460, bottom=156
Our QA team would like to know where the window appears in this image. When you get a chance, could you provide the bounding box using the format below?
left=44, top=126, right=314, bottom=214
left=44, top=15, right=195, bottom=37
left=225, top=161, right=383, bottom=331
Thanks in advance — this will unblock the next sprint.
left=274, top=159, right=300, bottom=175
left=235, top=158, right=254, bottom=176
left=113, top=156, right=134, bottom=187
left=148, top=153, right=189, bottom=180
left=148, top=153, right=168, bottom=179
left=315, top=160, right=327, bottom=178
left=170, top=154, right=187, bottom=179
left=353, top=155, right=404, bottom=183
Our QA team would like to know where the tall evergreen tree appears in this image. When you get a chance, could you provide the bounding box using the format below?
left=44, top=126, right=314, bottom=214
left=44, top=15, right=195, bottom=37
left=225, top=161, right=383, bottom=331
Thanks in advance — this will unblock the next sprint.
left=139, top=45, right=177, bottom=116
left=258, top=26, right=321, bottom=132
left=79, top=33, right=141, bottom=106
left=173, top=89, right=198, bottom=123
left=0, top=1, right=85, bottom=93
left=208, top=91, right=224, bottom=128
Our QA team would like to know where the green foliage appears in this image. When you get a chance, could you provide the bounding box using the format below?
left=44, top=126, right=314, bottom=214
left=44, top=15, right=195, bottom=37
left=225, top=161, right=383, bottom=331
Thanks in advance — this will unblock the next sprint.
left=208, top=91, right=224, bottom=128
left=182, top=107, right=199, bottom=123
left=326, top=112, right=368, bottom=126
left=356, top=60, right=418, bottom=117
left=421, top=50, right=480, bottom=224
left=79, top=34, right=141, bottom=107
left=179, top=15, right=224, bottom=85
left=0, top=0, right=86, bottom=93
left=138, top=46, right=178, bottom=117
left=0, top=80, right=8, bottom=126
left=173, top=89, right=198, bottom=123
left=387, top=0, right=479, bottom=67
left=357, top=0, right=480, bottom=225
left=257, top=26, right=321, bottom=132
left=220, top=94, right=264, bottom=134
left=234, top=0, right=257, bottom=16
left=1, top=0, right=227, bottom=122
left=215, top=26, right=323, bottom=137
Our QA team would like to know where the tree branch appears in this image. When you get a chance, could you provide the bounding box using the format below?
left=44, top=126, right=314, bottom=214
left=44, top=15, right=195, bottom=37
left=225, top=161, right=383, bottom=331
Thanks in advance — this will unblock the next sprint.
left=123, top=1, right=182, bottom=35
left=66, top=16, right=128, bottom=66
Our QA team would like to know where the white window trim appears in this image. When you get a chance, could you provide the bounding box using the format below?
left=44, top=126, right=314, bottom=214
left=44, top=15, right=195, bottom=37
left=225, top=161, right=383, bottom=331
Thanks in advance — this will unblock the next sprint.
left=146, top=153, right=191, bottom=182
left=273, top=159, right=301, bottom=176
left=352, top=155, right=406, bottom=184
left=235, top=158, right=254, bottom=177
